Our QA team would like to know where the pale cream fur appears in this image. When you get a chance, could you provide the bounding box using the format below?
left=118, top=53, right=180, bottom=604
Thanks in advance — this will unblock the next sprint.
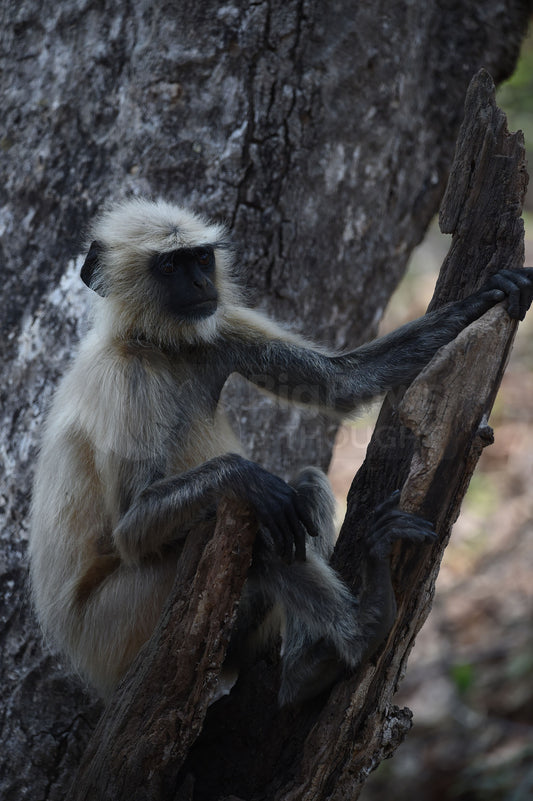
left=30, top=199, right=248, bottom=696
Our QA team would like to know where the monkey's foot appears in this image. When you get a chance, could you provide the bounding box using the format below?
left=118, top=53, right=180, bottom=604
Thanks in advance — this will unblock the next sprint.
left=366, top=490, right=437, bottom=560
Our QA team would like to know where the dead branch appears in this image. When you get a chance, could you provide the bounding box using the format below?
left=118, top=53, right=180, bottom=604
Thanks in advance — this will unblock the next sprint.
left=69, top=503, right=257, bottom=801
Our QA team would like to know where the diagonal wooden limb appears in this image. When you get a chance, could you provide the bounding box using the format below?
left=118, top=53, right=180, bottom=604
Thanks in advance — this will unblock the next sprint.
left=69, top=502, right=257, bottom=801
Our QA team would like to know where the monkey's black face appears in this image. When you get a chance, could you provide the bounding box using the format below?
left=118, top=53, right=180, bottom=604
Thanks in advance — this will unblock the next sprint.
left=150, top=246, right=218, bottom=320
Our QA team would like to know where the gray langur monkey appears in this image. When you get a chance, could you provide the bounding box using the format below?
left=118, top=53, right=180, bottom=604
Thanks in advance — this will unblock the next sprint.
left=29, top=198, right=533, bottom=706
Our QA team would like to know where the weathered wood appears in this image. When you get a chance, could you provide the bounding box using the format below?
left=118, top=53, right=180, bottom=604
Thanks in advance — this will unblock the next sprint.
left=69, top=502, right=257, bottom=801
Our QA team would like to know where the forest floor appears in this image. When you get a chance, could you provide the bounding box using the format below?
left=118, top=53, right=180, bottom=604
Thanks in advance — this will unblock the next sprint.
left=328, top=220, right=533, bottom=801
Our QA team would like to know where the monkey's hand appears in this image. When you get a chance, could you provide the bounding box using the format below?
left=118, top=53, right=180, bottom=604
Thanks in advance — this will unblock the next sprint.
left=366, top=490, right=437, bottom=560
left=474, top=267, right=533, bottom=322
left=239, top=463, right=320, bottom=563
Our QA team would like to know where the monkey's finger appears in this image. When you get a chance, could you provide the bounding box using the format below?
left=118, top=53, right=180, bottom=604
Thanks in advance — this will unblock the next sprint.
left=500, top=274, right=524, bottom=319
left=490, top=270, right=531, bottom=320
left=251, top=494, right=292, bottom=561
left=254, top=479, right=299, bottom=560
left=293, top=501, right=320, bottom=539
left=368, top=523, right=436, bottom=559
left=369, top=514, right=436, bottom=547
left=386, top=516, right=436, bottom=538
left=381, top=522, right=437, bottom=545
left=281, top=500, right=307, bottom=561
left=519, top=285, right=533, bottom=320
left=293, top=522, right=308, bottom=562
left=498, top=267, right=533, bottom=289
left=378, top=508, right=434, bottom=529
left=506, top=268, right=533, bottom=320
left=482, top=288, right=506, bottom=306
left=372, top=490, right=401, bottom=523
left=268, top=516, right=294, bottom=563
left=397, top=526, right=437, bottom=543
left=272, top=509, right=295, bottom=562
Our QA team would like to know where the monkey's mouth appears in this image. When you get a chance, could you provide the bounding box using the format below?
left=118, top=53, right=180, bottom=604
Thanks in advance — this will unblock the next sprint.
left=175, top=300, right=218, bottom=320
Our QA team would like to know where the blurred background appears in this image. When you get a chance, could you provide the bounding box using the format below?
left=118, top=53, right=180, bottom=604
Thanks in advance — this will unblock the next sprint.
left=329, top=28, right=533, bottom=801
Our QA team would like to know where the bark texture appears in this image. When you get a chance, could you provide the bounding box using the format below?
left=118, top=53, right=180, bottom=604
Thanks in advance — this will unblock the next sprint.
left=0, top=1, right=531, bottom=798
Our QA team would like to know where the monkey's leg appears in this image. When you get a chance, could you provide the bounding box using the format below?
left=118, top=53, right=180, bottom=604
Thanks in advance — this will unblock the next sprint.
left=283, top=466, right=360, bottom=702
left=272, top=553, right=361, bottom=705
left=276, top=492, right=436, bottom=705
left=220, top=467, right=338, bottom=702
left=247, top=528, right=364, bottom=705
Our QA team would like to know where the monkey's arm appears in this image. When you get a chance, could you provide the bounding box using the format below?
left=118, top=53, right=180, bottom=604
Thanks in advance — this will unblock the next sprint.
left=233, top=268, right=533, bottom=414
left=113, top=454, right=317, bottom=565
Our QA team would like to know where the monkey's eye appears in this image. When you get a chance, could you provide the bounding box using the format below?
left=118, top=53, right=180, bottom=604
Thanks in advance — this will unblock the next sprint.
left=158, top=258, right=177, bottom=275
left=196, top=249, right=212, bottom=267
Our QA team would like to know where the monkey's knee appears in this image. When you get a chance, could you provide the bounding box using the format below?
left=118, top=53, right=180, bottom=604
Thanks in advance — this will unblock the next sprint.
left=290, top=467, right=336, bottom=558
left=279, top=637, right=345, bottom=706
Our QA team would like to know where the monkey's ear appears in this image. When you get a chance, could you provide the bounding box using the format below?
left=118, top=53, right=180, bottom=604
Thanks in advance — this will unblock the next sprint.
left=81, top=240, right=107, bottom=296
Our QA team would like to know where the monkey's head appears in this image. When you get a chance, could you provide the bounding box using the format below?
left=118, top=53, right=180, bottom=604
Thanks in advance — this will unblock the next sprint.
left=81, top=198, right=239, bottom=346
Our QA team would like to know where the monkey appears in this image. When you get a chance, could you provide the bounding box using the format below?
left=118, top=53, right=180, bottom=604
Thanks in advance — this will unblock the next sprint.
left=29, top=198, right=533, bottom=706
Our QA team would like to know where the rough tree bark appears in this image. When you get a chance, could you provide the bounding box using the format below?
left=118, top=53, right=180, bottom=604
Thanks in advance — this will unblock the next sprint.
left=67, top=71, right=527, bottom=800
left=0, top=1, right=531, bottom=799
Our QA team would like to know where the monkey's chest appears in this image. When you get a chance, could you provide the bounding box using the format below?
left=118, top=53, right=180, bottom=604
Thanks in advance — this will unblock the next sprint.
left=168, top=405, right=242, bottom=474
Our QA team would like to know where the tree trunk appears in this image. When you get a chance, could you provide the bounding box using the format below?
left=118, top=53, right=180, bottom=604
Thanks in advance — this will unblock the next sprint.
left=0, top=1, right=530, bottom=799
